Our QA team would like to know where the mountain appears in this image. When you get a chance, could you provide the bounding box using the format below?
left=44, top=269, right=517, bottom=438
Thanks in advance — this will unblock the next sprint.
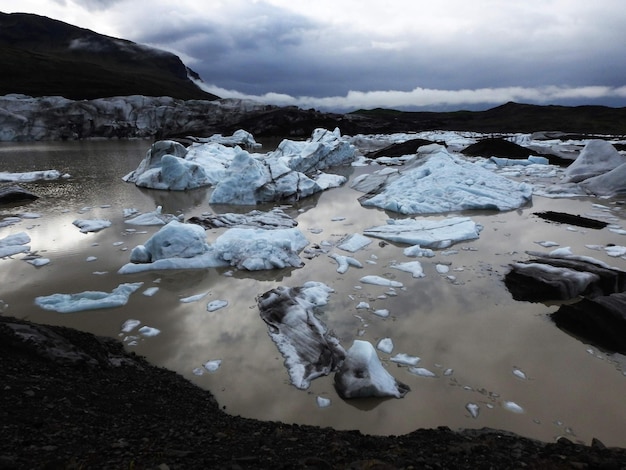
left=0, top=12, right=218, bottom=101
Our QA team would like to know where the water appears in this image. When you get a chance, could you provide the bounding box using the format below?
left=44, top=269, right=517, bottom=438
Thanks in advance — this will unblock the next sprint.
left=2, top=139, right=626, bottom=447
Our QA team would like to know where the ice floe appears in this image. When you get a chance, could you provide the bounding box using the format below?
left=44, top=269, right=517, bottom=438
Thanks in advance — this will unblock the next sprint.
left=390, top=353, right=420, bottom=366
left=329, top=253, right=363, bottom=273
left=376, top=337, right=394, bottom=354
left=35, top=282, right=143, bottom=313
left=0, top=169, right=65, bottom=182
left=207, top=300, right=228, bottom=312
left=0, top=232, right=30, bottom=258
left=337, top=233, right=372, bottom=253
left=73, top=219, right=112, bottom=233
left=359, top=275, right=403, bottom=288
left=390, top=261, right=425, bottom=278
left=364, top=216, right=482, bottom=249
left=353, top=147, right=532, bottom=214
left=124, top=206, right=181, bottom=226
left=188, top=208, right=297, bottom=230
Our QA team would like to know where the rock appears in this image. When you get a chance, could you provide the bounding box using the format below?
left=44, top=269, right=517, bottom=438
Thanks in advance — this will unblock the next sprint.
left=563, top=140, right=626, bottom=183
left=462, top=137, right=537, bottom=159
left=0, top=184, right=39, bottom=204
left=551, top=292, right=626, bottom=354
left=533, top=211, right=608, bottom=229
left=365, top=138, right=436, bottom=159
left=504, top=253, right=626, bottom=302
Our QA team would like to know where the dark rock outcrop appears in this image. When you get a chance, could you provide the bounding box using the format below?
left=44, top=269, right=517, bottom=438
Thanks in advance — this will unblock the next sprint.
left=534, top=211, right=609, bottom=229
left=0, top=184, right=39, bottom=205
left=552, top=292, right=626, bottom=354
left=365, top=138, right=437, bottom=159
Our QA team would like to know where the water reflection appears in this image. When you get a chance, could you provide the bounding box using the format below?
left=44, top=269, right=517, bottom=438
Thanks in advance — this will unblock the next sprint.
left=1, top=141, right=626, bottom=447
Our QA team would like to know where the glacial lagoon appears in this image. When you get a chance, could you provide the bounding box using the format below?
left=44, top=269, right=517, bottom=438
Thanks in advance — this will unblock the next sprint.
left=1, top=135, right=626, bottom=447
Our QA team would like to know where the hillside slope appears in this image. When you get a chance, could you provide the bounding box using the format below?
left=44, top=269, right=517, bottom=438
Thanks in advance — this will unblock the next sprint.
left=0, top=12, right=218, bottom=101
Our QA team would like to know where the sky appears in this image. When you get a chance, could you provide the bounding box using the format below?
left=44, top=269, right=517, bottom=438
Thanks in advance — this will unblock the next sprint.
left=3, top=0, right=626, bottom=111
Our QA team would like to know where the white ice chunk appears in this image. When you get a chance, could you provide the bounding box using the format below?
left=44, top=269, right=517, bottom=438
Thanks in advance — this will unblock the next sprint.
left=35, top=282, right=143, bottom=313
left=142, top=287, right=159, bottom=297
left=466, top=403, right=480, bottom=418
left=121, top=319, right=141, bottom=333
left=180, top=292, right=209, bottom=303
left=316, top=396, right=332, bottom=408
left=377, top=337, right=394, bottom=354
left=337, top=233, right=372, bottom=253
left=355, top=149, right=532, bottom=214
left=408, top=367, right=437, bottom=378
left=359, top=275, right=403, bottom=287
left=503, top=401, right=525, bottom=413
left=138, top=326, right=160, bottom=337
left=329, top=253, right=363, bottom=273
left=124, top=206, right=180, bottom=226
left=364, top=217, right=481, bottom=249
left=436, top=264, right=450, bottom=274
left=334, top=340, right=410, bottom=399
left=536, top=240, right=560, bottom=248
left=390, top=353, right=420, bottom=366
left=0, top=169, right=62, bottom=182
left=26, top=258, right=50, bottom=267
left=390, top=261, right=425, bottom=278
left=605, top=245, right=626, bottom=257
left=355, top=301, right=370, bottom=309
left=403, top=245, right=435, bottom=257
left=373, top=309, right=390, bottom=318
left=207, top=300, right=228, bottom=312
left=513, top=367, right=528, bottom=380
left=203, top=359, right=222, bottom=372
left=0, top=232, right=31, bottom=258
left=72, top=219, right=111, bottom=233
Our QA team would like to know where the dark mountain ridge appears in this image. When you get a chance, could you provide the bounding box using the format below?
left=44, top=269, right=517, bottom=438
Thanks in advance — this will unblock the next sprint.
left=0, top=12, right=218, bottom=101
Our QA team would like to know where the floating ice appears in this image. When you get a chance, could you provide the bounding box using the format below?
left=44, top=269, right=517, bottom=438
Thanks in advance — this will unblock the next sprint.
left=359, top=275, right=403, bottom=287
left=604, top=245, right=626, bottom=257
left=536, top=240, right=559, bottom=248
left=329, top=253, right=363, bottom=273
left=403, top=245, right=435, bottom=258
left=377, top=337, right=394, bottom=354
left=207, top=300, right=228, bottom=312
left=564, top=140, right=626, bottom=183
left=124, top=206, right=181, bottom=225
left=364, top=217, right=481, bottom=249
left=0, top=169, right=63, bottom=182
left=0, top=232, right=30, bottom=258
left=466, top=403, right=480, bottom=419
left=316, top=396, right=332, bottom=408
left=203, top=360, right=222, bottom=372
left=513, top=367, right=528, bottom=380
left=138, top=326, right=160, bottom=337
left=355, top=301, right=370, bottom=309
left=408, top=367, right=437, bottom=378
left=26, top=258, right=50, bottom=267
left=35, top=282, right=143, bottom=313
left=180, top=292, right=209, bottom=303
left=337, top=233, right=372, bottom=253
left=86, top=256, right=97, bottom=262
left=436, top=264, right=450, bottom=274
left=143, top=287, right=159, bottom=297
left=390, top=261, right=425, bottom=278
left=373, top=309, right=390, bottom=318
left=334, top=340, right=410, bottom=399
left=73, top=219, right=111, bottom=233
left=355, top=149, right=532, bottom=214
left=503, top=401, right=525, bottom=413
left=390, top=353, right=420, bottom=366
left=121, top=319, right=141, bottom=333
left=257, top=282, right=344, bottom=390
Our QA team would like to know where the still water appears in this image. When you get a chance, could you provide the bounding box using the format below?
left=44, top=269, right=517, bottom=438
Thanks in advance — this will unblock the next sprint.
left=1, top=139, right=626, bottom=447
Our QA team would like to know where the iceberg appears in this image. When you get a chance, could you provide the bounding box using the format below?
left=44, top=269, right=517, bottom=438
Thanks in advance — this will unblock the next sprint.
left=0, top=170, right=64, bottom=182
left=119, top=220, right=309, bottom=273
left=354, top=148, right=532, bottom=214
left=580, top=162, right=626, bottom=197
left=72, top=219, right=112, bottom=233
left=337, top=233, right=372, bottom=253
left=564, top=140, right=626, bottom=183
left=0, top=232, right=31, bottom=258
left=257, top=282, right=345, bottom=389
left=364, top=216, right=481, bottom=249
left=334, top=340, right=410, bottom=399
left=35, top=282, right=143, bottom=313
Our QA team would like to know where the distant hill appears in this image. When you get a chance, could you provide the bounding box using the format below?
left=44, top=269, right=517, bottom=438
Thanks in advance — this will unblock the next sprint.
left=0, top=12, right=218, bottom=101
left=348, top=102, right=626, bottom=135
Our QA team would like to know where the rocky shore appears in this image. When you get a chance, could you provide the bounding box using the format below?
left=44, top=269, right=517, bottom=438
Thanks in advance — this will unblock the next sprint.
left=1, top=315, right=625, bottom=469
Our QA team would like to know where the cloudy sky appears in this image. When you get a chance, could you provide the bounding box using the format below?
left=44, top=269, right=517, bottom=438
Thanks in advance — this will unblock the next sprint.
left=3, top=0, right=626, bottom=111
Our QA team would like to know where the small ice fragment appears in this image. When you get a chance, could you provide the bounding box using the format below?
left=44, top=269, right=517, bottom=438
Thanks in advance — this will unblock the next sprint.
left=443, top=368, right=454, bottom=376
left=138, top=326, right=160, bottom=337
left=121, top=319, right=141, bottom=333
left=86, top=256, right=97, bottom=262
left=356, top=301, right=370, bottom=309
left=403, top=245, right=435, bottom=258
left=503, top=401, right=524, bottom=413
left=550, top=246, right=573, bottom=256
left=605, top=245, right=626, bottom=257
left=309, top=228, right=323, bottom=234
left=143, top=287, right=159, bottom=297
left=566, top=227, right=578, bottom=232
left=385, top=289, right=397, bottom=296
left=180, top=292, right=209, bottom=303
left=27, top=258, right=50, bottom=267
left=513, top=368, right=527, bottom=380
left=207, top=300, right=228, bottom=312
left=610, top=228, right=626, bottom=235
left=329, top=253, right=363, bottom=273
left=316, top=396, right=332, bottom=408
left=338, top=233, right=372, bottom=252
left=72, top=219, right=111, bottom=233
left=331, top=216, right=346, bottom=221
left=113, top=241, right=124, bottom=246
left=360, top=275, right=403, bottom=287
left=466, top=403, right=480, bottom=418
left=203, top=360, right=222, bottom=372
left=373, top=309, right=390, bottom=318
left=377, top=338, right=394, bottom=354
left=390, top=261, right=425, bottom=278
left=408, top=367, right=437, bottom=378
left=536, top=240, right=559, bottom=248
left=390, top=353, right=420, bottom=366
left=192, top=367, right=204, bottom=376
left=436, top=264, right=450, bottom=274
left=92, top=271, right=108, bottom=275
left=20, top=212, right=41, bottom=219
